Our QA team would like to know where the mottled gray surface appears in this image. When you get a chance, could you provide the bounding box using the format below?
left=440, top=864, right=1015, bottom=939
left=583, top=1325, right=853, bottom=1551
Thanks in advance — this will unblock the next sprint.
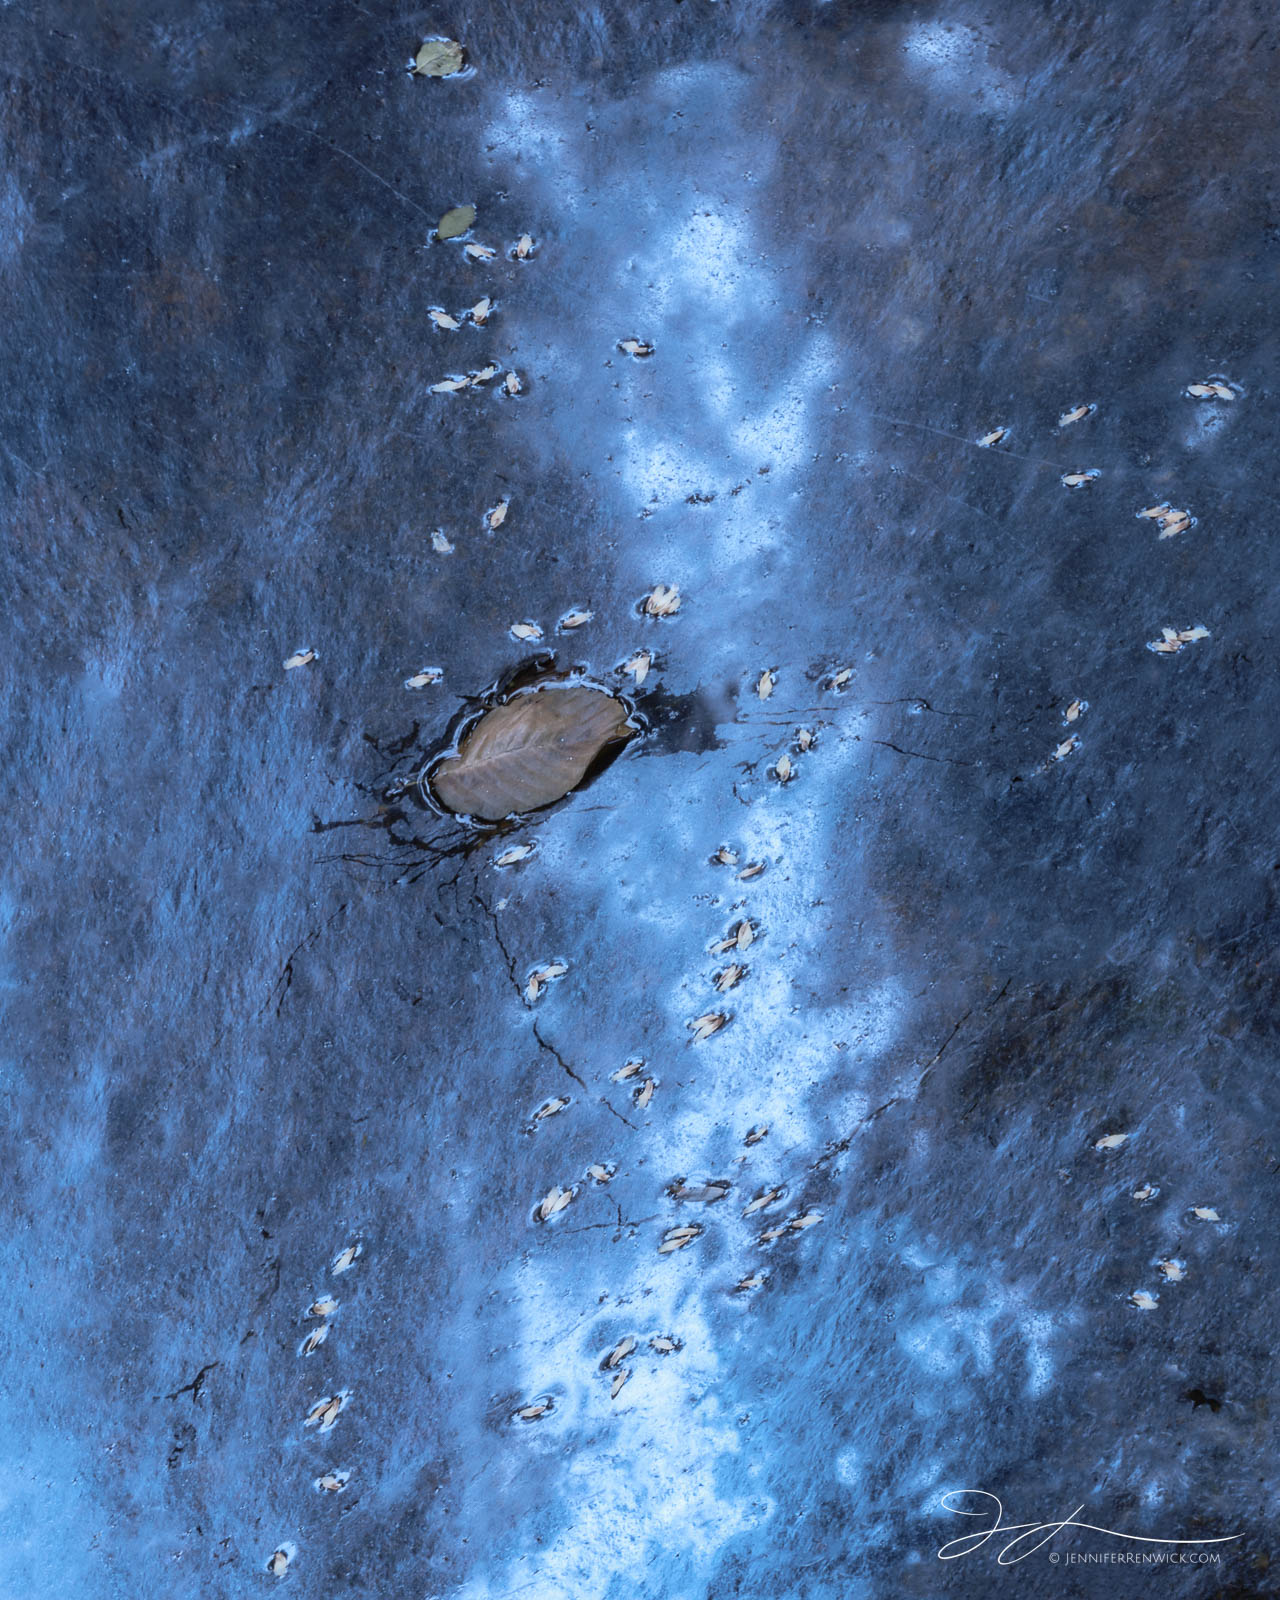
left=2, top=1, right=1278, bottom=1595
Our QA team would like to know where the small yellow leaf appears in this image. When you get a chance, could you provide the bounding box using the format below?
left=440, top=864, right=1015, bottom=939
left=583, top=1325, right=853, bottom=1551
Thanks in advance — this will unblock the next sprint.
left=1064, top=699, right=1087, bottom=723
left=619, top=338, right=654, bottom=358
left=515, top=234, right=535, bottom=259
left=431, top=376, right=470, bottom=394
left=558, top=608, right=593, bottom=630
left=300, top=1325, right=329, bottom=1356
left=470, top=365, right=498, bottom=384
left=714, top=964, right=744, bottom=992
left=773, top=753, right=794, bottom=782
left=510, top=621, right=543, bottom=642
left=712, top=845, right=739, bottom=865
left=1129, top=1290, right=1159, bottom=1311
left=1058, top=403, right=1095, bottom=426
left=789, top=1211, right=823, bottom=1231
left=610, top=1368, right=630, bottom=1399
left=431, top=530, right=454, bottom=554
left=304, top=1391, right=350, bottom=1430
left=429, top=309, right=461, bottom=330
left=504, top=371, right=522, bottom=395
left=623, top=650, right=653, bottom=685
left=828, top=667, right=853, bottom=689
left=757, top=669, right=775, bottom=700
left=1192, top=1206, right=1220, bottom=1221
left=469, top=297, right=492, bottom=324
left=658, top=1224, right=702, bottom=1253
left=743, top=1187, right=783, bottom=1216
left=307, top=1296, right=338, bottom=1319
left=536, top=1185, right=573, bottom=1222
left=525, top=962, right=568, bottom=1003
left=586, top=1163, right=615, bottom=1183
left=604, top=1337, right=635, bottom=1369
left=534, top=1097, right=569, bottom=1120
left=435, top=204, right=475, bottom=239
left=650, top=1335, right=680, bottom=1353
left=611, top=1058, right=645, bottom=1082
left=796, top=727, right=814, bottom=750
left=1094, top=1133, right=1129, bottom=1151
left=495, top=843, right=534, bottom=867
left=332, top=1244, right=362, bottom=1274
left=1155, top=507, right=1193, bottom=539
left=283, top=649, right=316, bottom=671
left=315, top=1471, right=349, bottom=1493
left=1159, top=1259, right=1186, bottom=1282
left=464, top=243, right=496, bottom=261
left=413, top=37, right=464, bottom=76
left=738, top=861, right=765, bottom=881
left=634, top=1077, right=655, bottom=1109
left=1132, top=1185, right=1158, bottom=1202
left=487, top=499, right=510, bottom=530
left=268, top=1548, right=292, bottom=1577
left=759, top=1225, right=787, bottom=1242
left=515, top=1397, right=554, bottom=1420
left=1178, top=625, right=1210, bottom=641
left=735, top=1273, right=765, bottom=1291
left=687, top=1011, right=728, bottom=1042
left=643, top=583, right=681, bottom=617
left=1137, top=503, right=1172, bottom=519
left=1050, top=736, right=1077, bottom=762
left=404, top=668, right=443, bottom=689
left=977, top=427, right=1007, bottom=447
left=744, top=1125, right=768, bottom=1145
left=1061, top=469, right=1100, bottom=488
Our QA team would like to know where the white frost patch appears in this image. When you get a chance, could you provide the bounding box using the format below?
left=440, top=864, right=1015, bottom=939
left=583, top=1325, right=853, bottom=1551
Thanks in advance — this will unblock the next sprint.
left=902, top=20, right=1018, bottom=114
left=473, top=1260, right=772, bottom=1600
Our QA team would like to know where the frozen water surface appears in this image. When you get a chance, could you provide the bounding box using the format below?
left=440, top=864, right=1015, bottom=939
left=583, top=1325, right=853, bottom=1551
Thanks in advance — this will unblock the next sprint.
left=1, top=1, right=1278, bottom=1596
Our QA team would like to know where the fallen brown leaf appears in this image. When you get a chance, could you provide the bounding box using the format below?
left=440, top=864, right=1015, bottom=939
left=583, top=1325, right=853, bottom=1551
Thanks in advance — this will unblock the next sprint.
left=432, top=686, right=631, bottom=819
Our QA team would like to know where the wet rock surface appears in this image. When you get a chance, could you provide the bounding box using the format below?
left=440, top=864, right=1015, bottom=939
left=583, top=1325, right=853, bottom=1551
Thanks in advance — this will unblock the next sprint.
left=2, top=1, right=1278, bottom=1595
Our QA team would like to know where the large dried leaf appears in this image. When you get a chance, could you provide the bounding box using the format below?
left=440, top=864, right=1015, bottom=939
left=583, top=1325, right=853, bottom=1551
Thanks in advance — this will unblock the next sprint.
left=432, top=687, right=631, bottom=820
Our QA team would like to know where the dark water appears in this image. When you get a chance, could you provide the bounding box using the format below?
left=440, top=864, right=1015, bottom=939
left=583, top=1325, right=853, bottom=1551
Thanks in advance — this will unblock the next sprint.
left=3, top=2, right=1278, bottom=1595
